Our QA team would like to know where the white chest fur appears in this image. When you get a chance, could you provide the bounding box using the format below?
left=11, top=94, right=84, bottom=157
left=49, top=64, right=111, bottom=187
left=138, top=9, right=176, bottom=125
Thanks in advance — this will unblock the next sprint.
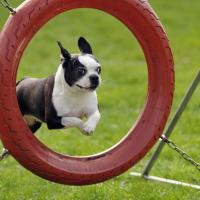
left=52, top=92, right=97, bottom=118
left=52, top=65, right=98, bottom=118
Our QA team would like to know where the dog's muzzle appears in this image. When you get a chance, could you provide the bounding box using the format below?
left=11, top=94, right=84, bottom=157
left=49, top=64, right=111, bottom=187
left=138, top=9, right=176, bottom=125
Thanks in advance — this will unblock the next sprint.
left=89, top=75, right=99, bottom=89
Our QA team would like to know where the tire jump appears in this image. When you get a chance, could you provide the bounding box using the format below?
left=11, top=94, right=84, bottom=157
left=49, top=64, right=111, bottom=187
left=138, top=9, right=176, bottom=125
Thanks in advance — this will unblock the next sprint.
left=0, top=0, right=174, bottom=185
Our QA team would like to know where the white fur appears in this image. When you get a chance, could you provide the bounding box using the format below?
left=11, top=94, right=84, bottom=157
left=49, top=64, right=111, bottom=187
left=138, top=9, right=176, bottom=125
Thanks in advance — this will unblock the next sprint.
left=52, top=61, right=101, bottom=135
left=75, top=55, right=101, bottom=89
left=78, top=55, right=100, bottom=68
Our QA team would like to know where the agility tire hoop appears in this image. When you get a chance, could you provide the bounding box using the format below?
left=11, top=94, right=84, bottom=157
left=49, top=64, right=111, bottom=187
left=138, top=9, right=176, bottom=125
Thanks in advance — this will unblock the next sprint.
left=0, top=0, right=174, bottom=185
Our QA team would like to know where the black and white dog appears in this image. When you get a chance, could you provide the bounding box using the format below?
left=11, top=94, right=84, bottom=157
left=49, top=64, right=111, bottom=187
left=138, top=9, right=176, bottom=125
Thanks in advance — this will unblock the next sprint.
left=18, top=37, right=101, bottom=135
left=1, top=37, right=101, bottom=159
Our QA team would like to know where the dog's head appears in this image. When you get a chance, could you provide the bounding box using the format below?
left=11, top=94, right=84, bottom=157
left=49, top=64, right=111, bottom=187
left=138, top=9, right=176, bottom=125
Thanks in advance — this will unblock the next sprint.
left=57, top=37, right=101, bottom=92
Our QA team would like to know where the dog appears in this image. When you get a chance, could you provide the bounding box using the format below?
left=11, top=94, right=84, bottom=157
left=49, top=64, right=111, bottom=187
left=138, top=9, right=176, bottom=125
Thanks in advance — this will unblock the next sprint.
left=0, top=37, right=101, bottom=159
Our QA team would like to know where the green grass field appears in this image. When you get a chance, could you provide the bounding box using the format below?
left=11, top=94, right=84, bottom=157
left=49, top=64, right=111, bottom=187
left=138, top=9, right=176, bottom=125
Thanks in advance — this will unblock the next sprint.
left=0, top=0, right=200, bottom=199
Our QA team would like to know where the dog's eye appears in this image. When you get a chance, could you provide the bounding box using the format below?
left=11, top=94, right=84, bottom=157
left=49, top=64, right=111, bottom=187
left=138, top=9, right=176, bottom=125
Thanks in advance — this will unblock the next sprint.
left=78, top=68, right=87, bottom=76
left=96, top=67, right=101, bottom=74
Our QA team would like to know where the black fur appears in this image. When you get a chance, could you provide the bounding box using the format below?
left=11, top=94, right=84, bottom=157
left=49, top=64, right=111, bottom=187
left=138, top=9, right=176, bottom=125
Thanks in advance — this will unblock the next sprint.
left=78, top=37, right=93, bottom=54
left=57, top=41, right=71, bottom=60
left=29, top=121, right=42, bottom=133
left=44, top=76, right=64, bottom=129
left=62, top=56, right=87, bottom=86
left=16, top=75, right=64, bottom=132
left=17, top=78, right=46, bottom=120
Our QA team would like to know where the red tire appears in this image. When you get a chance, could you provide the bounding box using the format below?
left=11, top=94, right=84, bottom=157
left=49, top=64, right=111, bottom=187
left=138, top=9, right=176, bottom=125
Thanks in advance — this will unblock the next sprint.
left=0, top=0, right=174, bottom=185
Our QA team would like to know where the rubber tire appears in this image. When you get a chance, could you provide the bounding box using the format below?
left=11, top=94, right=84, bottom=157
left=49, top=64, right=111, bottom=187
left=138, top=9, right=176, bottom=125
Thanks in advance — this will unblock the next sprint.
left=0, top=0, right=174, bottom=185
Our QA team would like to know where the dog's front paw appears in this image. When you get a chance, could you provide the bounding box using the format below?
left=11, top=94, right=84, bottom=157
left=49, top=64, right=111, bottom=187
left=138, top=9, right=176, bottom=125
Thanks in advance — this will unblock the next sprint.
left=81, top=122, right=96, bottom=136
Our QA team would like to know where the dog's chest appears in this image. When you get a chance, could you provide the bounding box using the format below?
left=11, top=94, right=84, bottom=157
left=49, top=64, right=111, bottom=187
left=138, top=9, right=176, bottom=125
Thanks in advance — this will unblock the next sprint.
left=52, top=94, right=96, bottom=118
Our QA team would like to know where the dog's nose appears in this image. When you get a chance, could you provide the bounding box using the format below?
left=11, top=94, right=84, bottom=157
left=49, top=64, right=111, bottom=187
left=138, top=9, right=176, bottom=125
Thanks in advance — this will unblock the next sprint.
left=89, top=75, right=99, bottom=85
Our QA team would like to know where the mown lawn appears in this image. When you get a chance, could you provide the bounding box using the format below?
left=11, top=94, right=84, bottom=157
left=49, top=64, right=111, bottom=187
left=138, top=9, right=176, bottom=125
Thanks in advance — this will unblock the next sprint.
left=0, top=0, right=200, bottom=199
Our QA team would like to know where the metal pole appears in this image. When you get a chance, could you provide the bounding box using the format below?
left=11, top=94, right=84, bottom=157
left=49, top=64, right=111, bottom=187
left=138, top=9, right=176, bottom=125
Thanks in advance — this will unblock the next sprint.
left=142, top=69, right=200, bottom=176
left=131, top=172, right=200, bottom=190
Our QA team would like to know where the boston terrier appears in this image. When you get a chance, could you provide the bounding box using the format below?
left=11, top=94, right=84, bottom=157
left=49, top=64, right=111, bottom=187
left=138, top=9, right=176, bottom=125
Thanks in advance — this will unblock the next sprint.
left=0, top=37, right=101, bottom=159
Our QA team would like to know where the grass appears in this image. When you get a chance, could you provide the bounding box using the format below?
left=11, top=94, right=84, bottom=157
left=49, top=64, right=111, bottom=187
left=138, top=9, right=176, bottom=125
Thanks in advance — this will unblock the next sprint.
left=0, top=0, right=200, bottom=199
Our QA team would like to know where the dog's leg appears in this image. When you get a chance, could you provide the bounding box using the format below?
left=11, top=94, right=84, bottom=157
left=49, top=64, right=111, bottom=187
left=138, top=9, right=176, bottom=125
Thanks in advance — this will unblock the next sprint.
left=29, top=121, right=42, bottom=133
left=83, top=111, right=101, bottom=135
left=24, top=115, right=42, bottom=133
left=0, top=148, right=9, bottom=161
left=61, top=117, right=85, bottom=133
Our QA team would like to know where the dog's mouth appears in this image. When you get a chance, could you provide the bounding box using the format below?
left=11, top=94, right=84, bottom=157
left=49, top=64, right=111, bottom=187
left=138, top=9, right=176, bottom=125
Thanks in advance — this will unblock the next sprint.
left=76, top=84, right=98, bottom=91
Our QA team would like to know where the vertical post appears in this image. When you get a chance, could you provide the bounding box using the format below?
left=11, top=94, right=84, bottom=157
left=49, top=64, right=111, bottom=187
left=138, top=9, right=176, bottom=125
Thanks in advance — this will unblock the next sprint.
left=142, top=69, right=200, bottom=176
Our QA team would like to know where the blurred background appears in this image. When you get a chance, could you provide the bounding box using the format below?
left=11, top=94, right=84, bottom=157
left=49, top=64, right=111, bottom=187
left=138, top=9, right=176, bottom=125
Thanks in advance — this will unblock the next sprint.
left=0, top=0, right=199, bottom=199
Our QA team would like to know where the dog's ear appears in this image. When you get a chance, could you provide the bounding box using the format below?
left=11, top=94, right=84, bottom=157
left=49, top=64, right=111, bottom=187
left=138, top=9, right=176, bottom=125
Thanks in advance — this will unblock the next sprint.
left=57, top=41, right=71, bottom=60
left=78, top=37, right=93, bottom=54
